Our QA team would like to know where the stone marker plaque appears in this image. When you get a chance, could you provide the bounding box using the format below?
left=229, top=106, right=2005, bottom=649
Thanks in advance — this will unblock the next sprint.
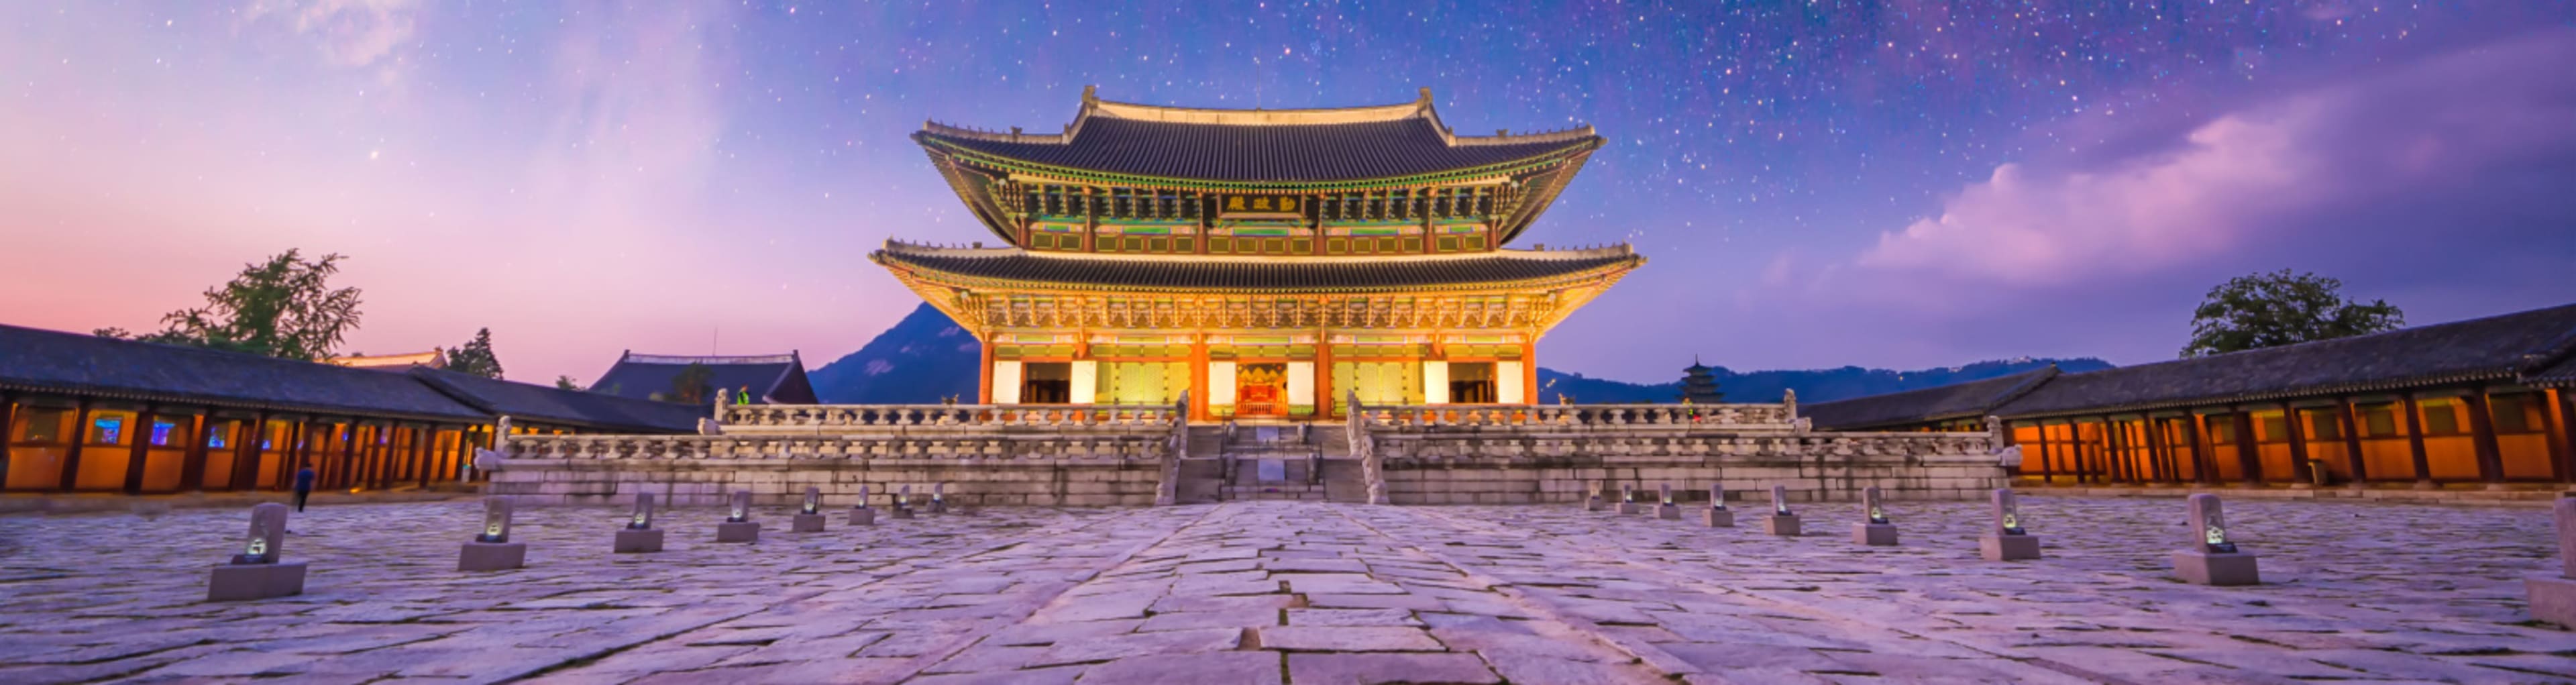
left=931, top=482, right=948, bottom=514
left=208, top=503, right=306, bottom=601
left=1654, top=484, right=1681, bottom=520
left=1583, top=481, right=1604, bottom=512
left=1851, top=486, right=1897, bottom=546
left=616, top=492, right=664, bottom=553
left=460, top=496, right=527, bottom=572
left=850, top=484, right=877, bottom=525
left=894, top=484, right=916, bottom=519
left=716, top=490, right=761, bottom=543
left=1764, top=485, right=1801, bottom=536
left=476, top=496, right=515, bottom=543
left=1703, top=483, right=1733, bottom=527
left=794, top=486, right=827, bottom=533
left=1617, top=484, right=1642, bottom=515
left=1980, top=488, right=2041, bottom=561
left=2171, top=493, right=2258, bottom=585
left=2522, top=496, right=2576, bottom=625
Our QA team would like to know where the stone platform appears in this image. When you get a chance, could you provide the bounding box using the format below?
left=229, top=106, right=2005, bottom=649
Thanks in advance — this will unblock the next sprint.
left=0, top=498, right=2567, bottom=684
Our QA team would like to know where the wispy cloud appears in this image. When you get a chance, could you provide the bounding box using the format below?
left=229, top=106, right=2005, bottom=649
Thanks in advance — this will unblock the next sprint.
left=243, top=0, right=419, bottom=68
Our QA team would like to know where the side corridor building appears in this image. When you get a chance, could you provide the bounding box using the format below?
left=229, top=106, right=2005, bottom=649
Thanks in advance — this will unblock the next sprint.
left=1, top=324, right=704, bottom=494
left=1802, top=303, right=2576, bottom=487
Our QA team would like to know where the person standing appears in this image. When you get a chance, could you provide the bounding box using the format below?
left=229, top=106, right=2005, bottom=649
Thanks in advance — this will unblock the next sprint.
left=292, top=465, right=317, bottom=512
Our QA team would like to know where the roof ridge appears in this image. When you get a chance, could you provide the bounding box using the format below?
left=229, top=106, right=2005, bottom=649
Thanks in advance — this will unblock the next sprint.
left=877, top=239, right=1636, bottom=263
left=621, top=353, right=800, bottom=365
left=2057, top=301, right=2576, bottom=379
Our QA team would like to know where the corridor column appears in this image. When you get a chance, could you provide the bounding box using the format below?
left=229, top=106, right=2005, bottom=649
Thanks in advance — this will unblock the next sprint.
left=2464, top=388, right=2506, bottom=488
left=2402, top=394, right=2435, bottom=488
left=2337, top=398, right=2370, bottom=485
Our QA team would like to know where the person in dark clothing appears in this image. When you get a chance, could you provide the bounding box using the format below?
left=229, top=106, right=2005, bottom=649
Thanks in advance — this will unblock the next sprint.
left=292, top=466, right=317, bottom=512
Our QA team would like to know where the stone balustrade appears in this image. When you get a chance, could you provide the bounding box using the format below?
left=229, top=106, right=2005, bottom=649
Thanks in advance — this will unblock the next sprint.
left=716, top=403, right=1183, bottom=433
left=1355, top=403, right=1805, bottom=431
left=1370, top=429, right=1992, bottom=463
left=500, top=433, right=1174, bottom=462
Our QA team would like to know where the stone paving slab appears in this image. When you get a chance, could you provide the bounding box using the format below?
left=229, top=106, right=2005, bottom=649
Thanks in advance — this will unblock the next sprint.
left=0, top=497, right=2569, bottom=683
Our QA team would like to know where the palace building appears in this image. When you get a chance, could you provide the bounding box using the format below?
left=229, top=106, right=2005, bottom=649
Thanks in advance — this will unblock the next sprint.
left=873, top=87, right=1640, bottom=421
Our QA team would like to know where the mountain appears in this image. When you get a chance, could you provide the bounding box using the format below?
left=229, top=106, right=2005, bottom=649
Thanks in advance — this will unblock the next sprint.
left=1538, top=357, right=2114, bottom=405
left=807, top=304, right=982, bottom=403
left=812, top=304, right=2114, bottom=405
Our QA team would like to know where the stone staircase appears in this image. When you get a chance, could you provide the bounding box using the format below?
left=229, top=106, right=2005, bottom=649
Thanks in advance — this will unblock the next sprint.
left=1171, top=423, right=1371, bottom=503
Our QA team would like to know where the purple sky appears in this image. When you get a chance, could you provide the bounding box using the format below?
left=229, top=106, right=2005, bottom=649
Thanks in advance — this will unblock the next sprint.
left=4, top=2, right=2571, bottom=386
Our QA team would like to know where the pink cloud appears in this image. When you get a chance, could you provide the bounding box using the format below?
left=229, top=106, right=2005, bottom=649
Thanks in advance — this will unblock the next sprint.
left=1857, top=28, right=2576, bottom=289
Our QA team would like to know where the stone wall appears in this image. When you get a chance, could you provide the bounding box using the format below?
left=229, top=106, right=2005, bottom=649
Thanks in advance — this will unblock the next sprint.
left=1352, top=401, right=2006, bottom=505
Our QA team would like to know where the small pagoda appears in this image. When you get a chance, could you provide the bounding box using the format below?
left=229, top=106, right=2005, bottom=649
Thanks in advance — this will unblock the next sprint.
left=873, top=87, right=1642, bottom=421
left=1678, top=358, right=1725, bottom=404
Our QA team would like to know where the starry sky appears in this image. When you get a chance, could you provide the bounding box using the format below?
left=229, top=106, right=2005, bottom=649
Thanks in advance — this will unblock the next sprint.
left=5, top=1, right=2573, bottom=387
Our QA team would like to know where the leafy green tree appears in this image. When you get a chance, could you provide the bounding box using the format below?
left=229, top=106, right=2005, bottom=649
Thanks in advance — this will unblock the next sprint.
left=447, top=328, right=504, bottom=378
left=554, top=376, right=584, bottom=391
left=2182, top=270, right=2404, bottom=358
left=667, top=363, right=715, bottom=405
left=103, top=250, right=362, bottom=360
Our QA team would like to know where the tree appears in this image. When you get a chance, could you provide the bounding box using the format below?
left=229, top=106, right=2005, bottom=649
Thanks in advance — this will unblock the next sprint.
left=448, top=328, right=504, bottom=378
left=667, top=363, right=715, bottom=405
left=554, top=376, right=585, bottom=391
left=2182, top=270, right=2404, bottom=358
left=103, top=250, right=363, bottom=361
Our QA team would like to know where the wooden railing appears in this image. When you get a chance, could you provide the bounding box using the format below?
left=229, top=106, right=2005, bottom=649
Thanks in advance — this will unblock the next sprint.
left=717, top=403, right=1184, bottom=433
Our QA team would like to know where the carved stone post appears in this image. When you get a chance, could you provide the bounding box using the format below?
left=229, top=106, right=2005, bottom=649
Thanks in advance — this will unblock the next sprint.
left=1979, top=488, right=2041, bottom=561
left=1851, top=486, right=1897, bottom=546
left=460, top=496, right=527, bottom=571
left=207, top=503, right=307, bottom=600
left=1763, top=484, right=1801, bottom=536
left=2171, top=493, right=2258, bottom=585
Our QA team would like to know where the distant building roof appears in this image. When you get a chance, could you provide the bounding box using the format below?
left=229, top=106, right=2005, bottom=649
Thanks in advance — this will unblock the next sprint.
left=872, top=242, right=1643, bottom=294
left=1994, top=303, right=2576, bottom=419
left=0, top=324, right=486, bottom=422
left=408, top=367, right=706, bottom=433
left=589, top=351, right=818, bottom=405
left=1800, top=368, right=2057, bottom=431
left=329, top=350, right=447, bottom=370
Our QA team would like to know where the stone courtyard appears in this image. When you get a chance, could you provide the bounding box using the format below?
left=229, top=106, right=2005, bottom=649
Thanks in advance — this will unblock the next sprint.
left=1, top=497, right=2570, bottom=684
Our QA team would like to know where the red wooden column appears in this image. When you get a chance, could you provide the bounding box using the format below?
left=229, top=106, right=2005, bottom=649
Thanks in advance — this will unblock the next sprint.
left=2400, top=394, right=2434, bottom=486
left=120, top=404, right=158, bottom=494
left=2545, top=389, right=2573, bottom=483
left=2188, top=413, right=2216, bottom=484
left=2337, top=398, right=2370, bottom=484
left=2032, top=422, right=2056, bottom=484
left=178, top=411, right=212, bottom=492
left=2463, top=388, right=2506, bottom=485
left=0, top=392, right=13, bottom=490
left=2141, top=417, right=2169, bottom=483
left=1314, top=329, right=1336, bottom=419
left=1189, top=333, right=1212, bottom=421
left=2230, top=410, right=2262, bottom=484
left=336, top=421, right=360, bottom=490
left=2102, top=417, right=2123, bottom=481
left=414, top=425, right=435, bottom=488
left=2282, top=405, right=2312, bottom=485
left=977, top=339, right=996, bottom=405
left=231, top=413, right=267, bottom=491
left=55, top=401, right=92, bottom=492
